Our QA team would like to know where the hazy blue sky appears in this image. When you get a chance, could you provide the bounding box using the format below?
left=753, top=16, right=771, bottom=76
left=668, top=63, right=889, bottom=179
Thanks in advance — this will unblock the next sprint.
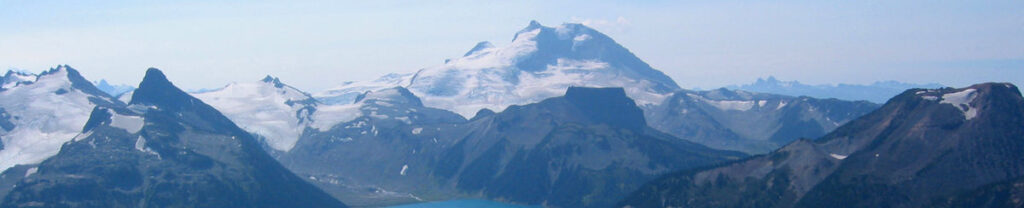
left=2, top=0, right=1022, bottom=91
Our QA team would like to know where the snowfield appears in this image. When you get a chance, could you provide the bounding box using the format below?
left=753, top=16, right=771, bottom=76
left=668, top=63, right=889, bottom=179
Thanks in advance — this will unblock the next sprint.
left=0, top=66, right=108, bottom=172
left=316, top=21, right=681, bottom=117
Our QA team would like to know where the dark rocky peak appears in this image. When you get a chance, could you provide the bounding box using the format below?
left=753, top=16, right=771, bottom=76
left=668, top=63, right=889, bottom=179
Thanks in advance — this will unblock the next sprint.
left=261, top=75, right=286, bottom=88
left=900, top=82, right=1022, bottom=121
left=562, top=87, right=646, bottom=131
left=128, top=68, right=238, bottom=130
left=130, top=68, right=196, bottom=109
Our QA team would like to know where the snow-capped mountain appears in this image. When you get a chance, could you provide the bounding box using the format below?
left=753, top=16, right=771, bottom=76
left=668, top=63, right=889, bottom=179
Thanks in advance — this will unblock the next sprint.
left=92, top=79, right=135, bottom=97
left=621, top=83, right=1024, bottom=207
left=317, top=20, right=681, bottom=117
left=2, top=68, right=345, bottom=207
left=0, top=65, right=121, bottom=173
left=192, top=76, right=321, bottom=152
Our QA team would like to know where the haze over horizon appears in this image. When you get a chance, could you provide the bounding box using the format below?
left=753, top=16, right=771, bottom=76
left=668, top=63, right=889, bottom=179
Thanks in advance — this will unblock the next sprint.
left=2, top=0, right=1022, bottom=91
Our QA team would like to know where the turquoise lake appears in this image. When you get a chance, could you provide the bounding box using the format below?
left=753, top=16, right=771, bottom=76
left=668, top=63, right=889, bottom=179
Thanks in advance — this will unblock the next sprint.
left=388, top=199, right=538, bottom=208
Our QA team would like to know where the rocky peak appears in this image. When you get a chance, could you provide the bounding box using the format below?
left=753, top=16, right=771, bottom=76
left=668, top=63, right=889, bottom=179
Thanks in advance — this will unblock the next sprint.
left=563, top=87, right=646, bottom=131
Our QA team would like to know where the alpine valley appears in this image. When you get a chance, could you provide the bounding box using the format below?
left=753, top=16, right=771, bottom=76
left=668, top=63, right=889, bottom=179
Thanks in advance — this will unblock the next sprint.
left=0, top=20, right=1017, bottom=208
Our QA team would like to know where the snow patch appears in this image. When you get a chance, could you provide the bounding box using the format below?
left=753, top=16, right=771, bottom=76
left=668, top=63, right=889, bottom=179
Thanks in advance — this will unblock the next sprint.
left=547, top=59, right=609, bottom=71
left=705, top=100, right=755, bottom=111
left=24, top=167, right=38, bottom=177
left=335, top=137, right=353, bottom=142
left=412, top=127, right=423, bottom=135
left=573, top=34, right=591, bottom=42
left=109, top=112, right=144, bottom=133
left=777, top=101, right=788, bottom=109
left=369, top=111, right=389, bottom=120
left=134, top=136, right=160, bottom=157
left=940, top=88, right=978, bottom=120
left=312, top=104, right=362, bottom=131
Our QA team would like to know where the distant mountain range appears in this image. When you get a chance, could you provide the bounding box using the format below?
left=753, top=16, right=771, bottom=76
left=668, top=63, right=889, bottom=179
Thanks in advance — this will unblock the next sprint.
left=646, top=89, right=878, bottom=153
left=1, top=20, right=1018, bottom=208
left=621, top=83, right=1024, bottom=208
left=727, top=76, right=944, bottom=103
left=93, top=79, right=135, bottom=97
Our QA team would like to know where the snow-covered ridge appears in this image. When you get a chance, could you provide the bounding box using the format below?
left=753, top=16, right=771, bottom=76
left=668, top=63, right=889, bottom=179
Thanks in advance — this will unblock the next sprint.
left=315, top=73, right=414, bottom=105
left=194, top=76, right=427, bottom=152
left=1, top=70, right=37, bottom=89
left=318, top=20, right=682, bottom=117
left=0, top=65, right=112, bottom=172
left=192, top=76, right=320, bottom=152
left=683, top=89, right=790, bottom=112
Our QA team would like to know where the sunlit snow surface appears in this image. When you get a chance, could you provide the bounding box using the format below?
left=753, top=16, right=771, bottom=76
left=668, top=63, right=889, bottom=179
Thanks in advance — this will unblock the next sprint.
left=0, top=68, right=102, bottom=172
left=317, top=22, right=678, bottom=117
left=193, top=79, right=422, bottom=152
left=109, top=111, right=144, bottom=133
left=940, top=88, right=979, bottom=120
left=1, top=71, right=35, bottom=89
left=192, top=79, right=318, bottom=151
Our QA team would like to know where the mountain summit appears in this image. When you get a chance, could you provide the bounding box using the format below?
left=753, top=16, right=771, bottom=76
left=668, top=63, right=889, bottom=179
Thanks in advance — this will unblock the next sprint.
left=0, top=65, right=121, bottom=173
left=317, top=21, right=680, bottom=117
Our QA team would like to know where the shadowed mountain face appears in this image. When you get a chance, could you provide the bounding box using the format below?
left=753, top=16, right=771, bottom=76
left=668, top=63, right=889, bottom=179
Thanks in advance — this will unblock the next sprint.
left=427, top=87, right=744, bottom=208
left=278, top=87, right=470, bottom=206
left=645, top=88, right=879, bottom=154
left=621, top=83, right=1024, bottom=208
left=1, top=69, right=345, bottom=208
left=276, top=86, right=743, bottom=208
left=933, top=176, right=1024, bottom=207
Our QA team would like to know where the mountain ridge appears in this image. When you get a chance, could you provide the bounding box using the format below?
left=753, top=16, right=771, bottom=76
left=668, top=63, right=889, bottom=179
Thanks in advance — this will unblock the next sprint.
left=620, top=82, right=1024, bottom=208
left=728, top=76, right=944, bottom=103
left=2, top=68, right=346, bottom=207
